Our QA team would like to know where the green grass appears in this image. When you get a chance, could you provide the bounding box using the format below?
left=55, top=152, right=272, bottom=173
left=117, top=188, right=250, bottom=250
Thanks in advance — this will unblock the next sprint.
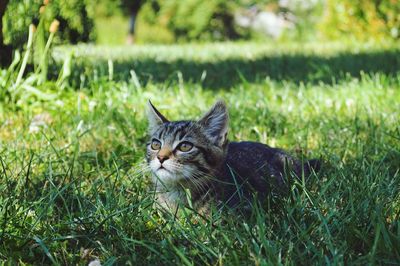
left=53, top=41, right=400, bottom=89
left=1, top=41, right=400, bottom=264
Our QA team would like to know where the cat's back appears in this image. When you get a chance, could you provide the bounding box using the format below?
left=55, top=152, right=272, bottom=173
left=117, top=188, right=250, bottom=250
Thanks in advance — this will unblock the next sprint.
left=224, top=141, right=318, bottom=185
left=216, top=141, right=293, bottom=206
left=226, top=141, right=284, bottom=166
left=224, top=141, right=298, bottom=189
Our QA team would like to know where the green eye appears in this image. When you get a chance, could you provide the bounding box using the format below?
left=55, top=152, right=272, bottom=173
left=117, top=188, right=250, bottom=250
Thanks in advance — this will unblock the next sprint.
left=178, top=142, right=193, bottom=152
left=151, top=139, right=161, bottom=150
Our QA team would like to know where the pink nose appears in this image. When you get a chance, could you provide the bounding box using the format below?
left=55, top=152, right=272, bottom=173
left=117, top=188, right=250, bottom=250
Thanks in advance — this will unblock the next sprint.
left=157, top=155, right=169, bottom=163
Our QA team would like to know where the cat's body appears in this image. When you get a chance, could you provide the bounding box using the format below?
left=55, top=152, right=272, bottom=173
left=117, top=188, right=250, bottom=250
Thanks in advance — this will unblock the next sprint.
left=146, top=101, right=319, bottom=212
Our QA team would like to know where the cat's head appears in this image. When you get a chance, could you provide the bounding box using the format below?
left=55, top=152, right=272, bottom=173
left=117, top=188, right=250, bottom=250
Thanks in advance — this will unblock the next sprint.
left=146, top=100, right=229, bottom=187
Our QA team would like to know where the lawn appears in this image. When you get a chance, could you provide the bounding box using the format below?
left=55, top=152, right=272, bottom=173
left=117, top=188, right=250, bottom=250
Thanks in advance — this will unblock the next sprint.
left=0, top=41, right=400, bottom=264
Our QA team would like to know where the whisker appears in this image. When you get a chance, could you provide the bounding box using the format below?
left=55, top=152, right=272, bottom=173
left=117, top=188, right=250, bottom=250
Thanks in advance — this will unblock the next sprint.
left=129, top=163, right=152, bottom=177
left=187, top=171, right=213, bottom=193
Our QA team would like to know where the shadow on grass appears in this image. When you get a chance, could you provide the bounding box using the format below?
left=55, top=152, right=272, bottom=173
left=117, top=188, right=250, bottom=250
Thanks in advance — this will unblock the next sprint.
left=59, top=49, right=400, bottom=88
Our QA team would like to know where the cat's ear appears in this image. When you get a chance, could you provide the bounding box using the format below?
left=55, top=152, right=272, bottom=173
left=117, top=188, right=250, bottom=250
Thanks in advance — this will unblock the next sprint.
left=198, top=100, right=229, bottom=146
left=147, top=100, right=169, bottom=133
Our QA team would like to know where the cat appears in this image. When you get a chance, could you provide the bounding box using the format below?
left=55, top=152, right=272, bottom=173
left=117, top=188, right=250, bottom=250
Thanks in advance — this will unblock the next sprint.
left=146, top=100, right=320, bottom=213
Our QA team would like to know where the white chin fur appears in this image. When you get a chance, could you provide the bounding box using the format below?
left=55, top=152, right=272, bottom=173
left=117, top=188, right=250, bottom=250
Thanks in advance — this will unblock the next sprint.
left=150, top=159, right=181, bottom=184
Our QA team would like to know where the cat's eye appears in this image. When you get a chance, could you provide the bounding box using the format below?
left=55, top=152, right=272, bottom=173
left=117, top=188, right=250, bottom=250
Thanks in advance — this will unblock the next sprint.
left=151, top=139, right=161, bottom=150
left=177, top=141, right=193, bottom=152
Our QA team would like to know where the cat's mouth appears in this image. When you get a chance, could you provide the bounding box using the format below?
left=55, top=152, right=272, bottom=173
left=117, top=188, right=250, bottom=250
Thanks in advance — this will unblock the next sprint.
left=155, top=167, right=176, bottom=180
left=157, top=166, right=170, bottom=172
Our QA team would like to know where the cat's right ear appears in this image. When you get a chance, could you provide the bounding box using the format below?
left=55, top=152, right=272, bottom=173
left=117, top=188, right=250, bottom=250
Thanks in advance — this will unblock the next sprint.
left=147, top=100, right=169, bottom=133
left=198, top=100, right=229, bottom=147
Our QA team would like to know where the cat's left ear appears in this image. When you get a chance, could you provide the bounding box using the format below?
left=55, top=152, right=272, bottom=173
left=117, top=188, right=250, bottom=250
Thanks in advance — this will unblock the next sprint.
left=147, top=100, right=169, bottom=133
left=198, top=100, right=229, bottom=147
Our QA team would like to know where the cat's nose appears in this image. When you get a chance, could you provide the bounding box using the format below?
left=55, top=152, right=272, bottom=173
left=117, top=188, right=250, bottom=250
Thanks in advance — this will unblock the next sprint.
left=157, top=155, right=169, bottom=164
left=157, top=148, right=172, bottom=164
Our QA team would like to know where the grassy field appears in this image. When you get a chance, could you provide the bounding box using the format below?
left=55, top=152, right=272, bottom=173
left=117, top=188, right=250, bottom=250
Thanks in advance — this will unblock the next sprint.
left=1, top=42, right=400, bottom=264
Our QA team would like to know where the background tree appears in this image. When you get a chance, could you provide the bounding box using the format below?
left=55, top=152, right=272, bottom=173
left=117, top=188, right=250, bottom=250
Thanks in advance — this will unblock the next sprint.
left=0, top=0, right=11, bottom=66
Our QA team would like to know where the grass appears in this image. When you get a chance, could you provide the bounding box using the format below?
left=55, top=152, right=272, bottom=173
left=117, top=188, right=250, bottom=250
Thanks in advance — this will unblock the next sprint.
left=0, top=41, right=400, bottom=264
left=53, top=41, right=400, bottom=88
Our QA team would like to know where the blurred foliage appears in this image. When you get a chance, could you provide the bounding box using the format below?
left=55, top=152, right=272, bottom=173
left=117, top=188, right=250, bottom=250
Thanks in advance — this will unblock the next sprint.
left=1, top=0, right=399, bottom=47
left=134, top=0, right=400, bottom=43
left=279, top=0, right=324, bottom=42
left=2, top=0, right=96, bottom=50
left=95, top=15, right=129, bottom=45
left=135, top=0, right=323, bottom=43
left=319, top=0, right=400, bottom=40
left=92, top=0, right=144, bottom=17
left=136, top=0, right=240, bottom=43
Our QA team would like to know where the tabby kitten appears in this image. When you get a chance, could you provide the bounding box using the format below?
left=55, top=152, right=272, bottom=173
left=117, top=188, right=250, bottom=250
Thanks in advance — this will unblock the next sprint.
left=146, top=100, right=319, bottom=211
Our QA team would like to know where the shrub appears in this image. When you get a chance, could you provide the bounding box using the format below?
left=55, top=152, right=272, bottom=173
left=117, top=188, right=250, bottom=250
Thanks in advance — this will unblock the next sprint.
left=136, top=0, right=240, bottom=43
left=2, top=0, right=96, bottom=50
left=319, top=0, right=400, bottom=40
